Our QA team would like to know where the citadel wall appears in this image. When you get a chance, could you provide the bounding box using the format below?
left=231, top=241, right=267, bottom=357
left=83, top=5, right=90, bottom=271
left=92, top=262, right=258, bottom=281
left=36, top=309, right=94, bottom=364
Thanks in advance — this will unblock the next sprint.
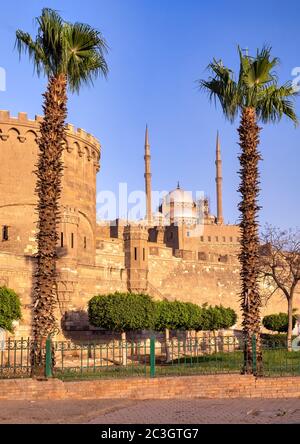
left=0, top=111, right=298, bottom=339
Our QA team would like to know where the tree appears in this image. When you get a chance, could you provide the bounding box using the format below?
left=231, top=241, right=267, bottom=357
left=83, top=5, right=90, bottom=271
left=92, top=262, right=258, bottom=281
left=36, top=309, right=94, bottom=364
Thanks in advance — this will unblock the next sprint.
left=199, top=46, right=298, bottom=374
left=262, top=313, right=296, bottom=334
left=89, top=292, right=155, bottom=365
left=0, top=287, right=22, bottom=332
left=154, top=300, right=194, bottom=332
left=260, top=225, right=300, bottom=350
left=196, top=305, right=237, bottom=332
left=16, top=8, right=108, bottom=371
left=154, top=300, right=201, bottom=360
left=194, top=305, right=237, bottom=353
left=89, top=292, right=156, bottom=335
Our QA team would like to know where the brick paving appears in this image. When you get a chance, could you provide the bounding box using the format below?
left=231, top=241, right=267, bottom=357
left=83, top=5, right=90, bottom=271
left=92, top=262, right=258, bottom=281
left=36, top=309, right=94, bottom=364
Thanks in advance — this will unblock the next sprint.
left=89, top=398, right=300, bottom=424
left=1, top=398, right=300, bottom=424
left=0, top=399, right=135, bottom=424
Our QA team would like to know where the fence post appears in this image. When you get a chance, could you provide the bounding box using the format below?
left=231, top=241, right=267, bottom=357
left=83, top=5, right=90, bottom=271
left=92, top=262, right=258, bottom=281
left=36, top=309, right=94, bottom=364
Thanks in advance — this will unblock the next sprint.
left=252, top=334, right=257, bottom=375
left=45, top=336, right=52, bottom=378
left=150, top=337, right=155, bottom=378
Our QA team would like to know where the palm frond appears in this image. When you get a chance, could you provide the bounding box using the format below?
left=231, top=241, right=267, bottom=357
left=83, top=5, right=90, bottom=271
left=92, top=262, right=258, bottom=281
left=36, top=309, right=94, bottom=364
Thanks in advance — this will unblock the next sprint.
left=256, top=83, right=298, bottom=124
left=198, top=59, right=240, bottom=122
left=63, top=21, right=109, bottom=92
left=15, top=8, right=109, bottom=91
left=199, top=46, right=298, bottom=125
left=15, top=30, right=47, bottom=76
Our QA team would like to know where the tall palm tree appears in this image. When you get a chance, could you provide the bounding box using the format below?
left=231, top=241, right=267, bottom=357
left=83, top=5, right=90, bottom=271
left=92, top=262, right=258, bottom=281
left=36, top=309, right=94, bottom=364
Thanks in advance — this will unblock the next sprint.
left=199, top=47, right=298, bottom=374
left=16, top=8, right=108, bottom=372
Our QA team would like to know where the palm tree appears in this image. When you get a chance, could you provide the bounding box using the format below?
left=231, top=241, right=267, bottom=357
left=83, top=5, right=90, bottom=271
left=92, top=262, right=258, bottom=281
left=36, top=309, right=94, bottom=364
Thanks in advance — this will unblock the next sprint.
left=16, top=8, right=108, bottom=373
left=199, top=47, right=298, bottom=374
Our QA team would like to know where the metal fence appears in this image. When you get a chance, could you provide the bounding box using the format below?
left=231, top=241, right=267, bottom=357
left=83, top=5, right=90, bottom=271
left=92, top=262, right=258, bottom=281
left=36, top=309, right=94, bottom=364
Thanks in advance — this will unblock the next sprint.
left=1, top=335, right=300, bottom=379
left=53, top=340, right=150, bottom=379
left=0, top=338, right=32, bottom=378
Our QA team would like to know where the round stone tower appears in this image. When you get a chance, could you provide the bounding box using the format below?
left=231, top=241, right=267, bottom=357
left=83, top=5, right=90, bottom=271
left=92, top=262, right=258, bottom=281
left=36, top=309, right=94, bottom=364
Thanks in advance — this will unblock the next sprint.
left=0, top=110, right=100, bottom=312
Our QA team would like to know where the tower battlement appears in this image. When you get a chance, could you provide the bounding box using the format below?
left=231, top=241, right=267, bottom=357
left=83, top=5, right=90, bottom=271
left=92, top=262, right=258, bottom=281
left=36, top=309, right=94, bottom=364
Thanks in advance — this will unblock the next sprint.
left=0, top=110, right=101, bottom=164
left=124, top=224, right=149, bottom=241
left=0, top=111, right=99, bottom=264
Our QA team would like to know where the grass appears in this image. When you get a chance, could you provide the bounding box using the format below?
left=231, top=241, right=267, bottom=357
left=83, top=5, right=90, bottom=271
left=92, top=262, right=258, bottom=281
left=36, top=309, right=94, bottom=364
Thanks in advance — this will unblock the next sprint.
left=55, top=364, right=148, bottom=380
left=53, top=348, right=300, bottom=380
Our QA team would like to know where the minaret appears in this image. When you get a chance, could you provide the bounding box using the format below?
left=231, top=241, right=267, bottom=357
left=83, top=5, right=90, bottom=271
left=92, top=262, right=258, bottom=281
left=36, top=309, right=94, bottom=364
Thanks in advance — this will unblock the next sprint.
left=144, top=125, right=152, bottom=223
left=215, top=131, right=224, bottom=224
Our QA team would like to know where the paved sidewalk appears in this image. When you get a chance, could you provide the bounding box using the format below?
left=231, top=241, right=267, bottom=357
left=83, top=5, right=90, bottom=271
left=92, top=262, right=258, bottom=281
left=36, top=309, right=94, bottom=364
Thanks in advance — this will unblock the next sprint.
left=0, top=399, right=135, bottom=424
left=89, top=398, right=300, bottom=424
left=1, top=398, right=300, bottom=424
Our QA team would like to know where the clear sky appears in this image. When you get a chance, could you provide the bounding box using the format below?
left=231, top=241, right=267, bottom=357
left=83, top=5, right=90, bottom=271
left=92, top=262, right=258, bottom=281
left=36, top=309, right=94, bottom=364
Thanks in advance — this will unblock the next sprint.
left=0, top=0, right=299, bottom=228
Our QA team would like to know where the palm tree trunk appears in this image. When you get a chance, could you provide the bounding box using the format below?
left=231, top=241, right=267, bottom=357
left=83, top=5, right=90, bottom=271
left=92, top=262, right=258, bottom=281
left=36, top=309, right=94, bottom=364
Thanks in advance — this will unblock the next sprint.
left=238, top=107, right=262, bottom=375
left=31, top=73, right=67, bottom=375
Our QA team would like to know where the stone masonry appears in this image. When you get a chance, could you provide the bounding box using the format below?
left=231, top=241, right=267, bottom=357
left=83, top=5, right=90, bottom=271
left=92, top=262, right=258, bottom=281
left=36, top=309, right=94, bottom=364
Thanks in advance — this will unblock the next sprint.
left=0, top=111, right=298, bottom=339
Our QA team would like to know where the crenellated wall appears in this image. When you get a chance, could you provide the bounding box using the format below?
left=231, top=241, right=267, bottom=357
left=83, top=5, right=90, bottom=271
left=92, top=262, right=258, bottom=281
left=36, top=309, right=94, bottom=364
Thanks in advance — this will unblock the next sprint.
left=0, top=110, right=100, bottom=265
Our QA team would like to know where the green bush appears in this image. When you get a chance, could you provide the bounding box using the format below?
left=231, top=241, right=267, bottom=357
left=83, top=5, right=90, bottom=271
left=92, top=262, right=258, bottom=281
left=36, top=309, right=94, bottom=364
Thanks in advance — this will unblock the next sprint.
left=262, top=333, right=297, bottom=347
left=88, top=294, right=238, bottom=335
left=154, top=301, right=237, bottom=333
left=262, top=313, right=296, bottom=333
left=88, top=292, right=156, bottom=333
left=154, top=300, right=201, bottom=331
left=195, top=305, right=237, bottom=331
left=0, top=286, right=22, bottom=332
left=185, top=302, right=203, bottom=331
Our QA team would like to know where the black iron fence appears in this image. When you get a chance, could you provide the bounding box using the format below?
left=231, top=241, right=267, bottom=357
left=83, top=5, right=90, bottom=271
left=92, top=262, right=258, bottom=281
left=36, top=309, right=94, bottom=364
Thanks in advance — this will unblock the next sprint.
left=1, top=335, right=300, bottom=379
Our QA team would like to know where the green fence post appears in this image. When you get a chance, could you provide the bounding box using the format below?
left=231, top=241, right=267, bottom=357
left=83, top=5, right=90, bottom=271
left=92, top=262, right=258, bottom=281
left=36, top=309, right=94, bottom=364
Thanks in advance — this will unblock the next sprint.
left=45, top=336, right=52, bottom=378
left=252, top=334, right=257, bottom=375
left=150, top=337, right=155, bottom=378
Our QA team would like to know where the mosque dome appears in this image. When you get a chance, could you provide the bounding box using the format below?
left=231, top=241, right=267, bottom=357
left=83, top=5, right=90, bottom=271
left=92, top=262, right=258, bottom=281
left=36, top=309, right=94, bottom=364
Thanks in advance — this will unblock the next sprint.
left=165, top=186, right=194, bottom=206
left=161, top=183, right=197, bottom=225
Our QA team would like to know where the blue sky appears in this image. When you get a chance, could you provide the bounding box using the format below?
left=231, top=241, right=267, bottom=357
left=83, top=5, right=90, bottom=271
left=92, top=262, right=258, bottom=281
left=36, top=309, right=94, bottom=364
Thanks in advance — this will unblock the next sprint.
left=0, top=0, right=299, bottom=228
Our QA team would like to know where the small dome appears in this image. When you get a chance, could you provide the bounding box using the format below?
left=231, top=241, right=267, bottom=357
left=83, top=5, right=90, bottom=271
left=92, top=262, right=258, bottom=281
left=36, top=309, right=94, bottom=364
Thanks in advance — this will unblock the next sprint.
left=165, top=187, right=194, bottom=205
left=160, top=184, right=197, bottom=225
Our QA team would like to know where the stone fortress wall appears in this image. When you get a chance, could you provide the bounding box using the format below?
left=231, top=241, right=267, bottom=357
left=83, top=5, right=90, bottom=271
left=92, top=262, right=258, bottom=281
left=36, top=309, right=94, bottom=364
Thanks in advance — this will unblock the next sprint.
left=0, top=111, right=106, bottom=337
left=0, top=111, right=298, bottom=339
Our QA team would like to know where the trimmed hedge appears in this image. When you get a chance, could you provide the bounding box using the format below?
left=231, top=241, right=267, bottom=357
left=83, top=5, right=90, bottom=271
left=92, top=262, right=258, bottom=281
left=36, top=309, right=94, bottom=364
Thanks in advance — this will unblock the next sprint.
left=88, top=293, right=238, bottom=334
left=88, top=292, right=155, bottom=332
left=196, top=305, right=237, bottom=331
left=154, top=300, right=201, bottom=331
left=262, top=313, right=296, bottom=333
left=0, top=286, right=22, bottom=332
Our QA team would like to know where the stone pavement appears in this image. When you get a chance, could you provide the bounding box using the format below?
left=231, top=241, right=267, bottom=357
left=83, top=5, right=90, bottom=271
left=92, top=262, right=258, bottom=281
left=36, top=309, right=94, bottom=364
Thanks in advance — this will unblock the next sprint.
left=89, top=398, right=300, bottom=424
left=1, top=398, right=300, bottom=424
left=0, top=399, right=135, bottom=424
